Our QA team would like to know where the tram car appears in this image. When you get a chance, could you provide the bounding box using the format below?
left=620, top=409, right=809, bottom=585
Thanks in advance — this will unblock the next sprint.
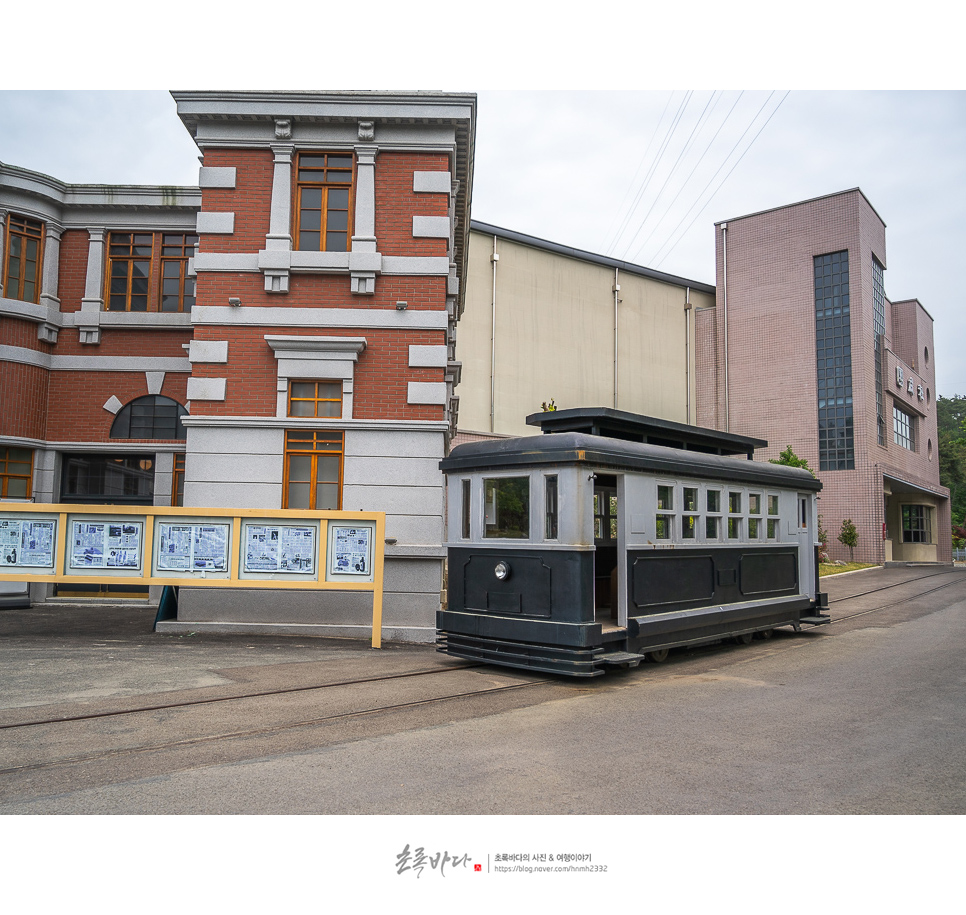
left=438, top=408, right=829, bottom=677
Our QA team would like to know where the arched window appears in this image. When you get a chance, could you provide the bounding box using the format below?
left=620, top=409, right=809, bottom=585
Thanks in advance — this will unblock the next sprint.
left=111, top=396, right=187, bottom=440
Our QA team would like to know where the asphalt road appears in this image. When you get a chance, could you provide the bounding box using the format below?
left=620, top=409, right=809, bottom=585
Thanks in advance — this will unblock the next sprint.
left=1, top=566, right=965, bottom=815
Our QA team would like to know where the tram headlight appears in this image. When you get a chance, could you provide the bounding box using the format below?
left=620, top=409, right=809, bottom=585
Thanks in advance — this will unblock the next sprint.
left=494, top=561, right=511, bottom=581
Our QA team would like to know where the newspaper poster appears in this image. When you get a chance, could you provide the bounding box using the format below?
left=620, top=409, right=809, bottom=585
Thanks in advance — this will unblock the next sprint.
left=330, top=526, right=372, bottom=576
left=157, top=523, right=229, bottom=572
left=70, top=520, right=143, bottom=570
left=244, top=524, right=316, bottom=574
left=0, top=518, right=55, bottom=568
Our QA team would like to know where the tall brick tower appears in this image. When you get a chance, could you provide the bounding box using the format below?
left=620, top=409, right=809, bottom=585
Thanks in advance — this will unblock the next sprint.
left=171, top=92, right=476, bottom=639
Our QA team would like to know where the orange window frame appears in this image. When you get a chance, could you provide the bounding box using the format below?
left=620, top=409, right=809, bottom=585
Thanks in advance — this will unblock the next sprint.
left=283, top=430, right=344, bottom=511
left=294, top=152, right=355, bottom=253
left=0, top=447, right=34, bottom=499
left=3, top=215, right=44, bottom=304
left=171, top=453, right=186, bottom=506
left=287, top=380, right=343, bottom=419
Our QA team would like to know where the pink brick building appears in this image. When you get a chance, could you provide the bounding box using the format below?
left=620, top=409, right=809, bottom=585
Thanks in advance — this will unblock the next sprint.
left=697, top=189, right=950, bottom=563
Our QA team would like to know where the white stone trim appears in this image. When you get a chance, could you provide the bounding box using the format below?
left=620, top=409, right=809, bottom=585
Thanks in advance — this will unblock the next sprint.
left=267, top=335, right=366, bottom=420
left=145, top=371, right=165, bottom=394
left=191, top=305, right=448, bottom=329
left=193, top=252, right=260, bottom=272
left=196, top=212, right=235, bottom=234
left=412, top=215, right=450, bottom=239
left=381, top=256, right=450, bottom=275
left=413, top=171, right=452, bottom=193
left=199, top=166, right=237, bottom=188
left=408, top=344, right=448, bottom=368
left=407, top=382, right=447, bottom=405
left=0, top=345, right=190, bottom=372
left=188, top=340, right=229, bottom=363
left=186, top=377, right=227, bottom=401
left=103, top=395, right=123, bottom=414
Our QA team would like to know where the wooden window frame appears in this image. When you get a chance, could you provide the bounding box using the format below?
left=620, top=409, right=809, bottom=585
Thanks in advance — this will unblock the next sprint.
left=294, top=152, right=355, bottom=253
left=171, top=453, right=186, bottom=507
left=106, top=231, right=197, bottom=313
left=159, top=233, right=198, bottom=312
left=0, top=447, right=34, bottom=499
left=3, top=214, right=44, bottom=304
left=287, top=380, right=343, bottom=419
left=283, top=430, right=344, bottom=511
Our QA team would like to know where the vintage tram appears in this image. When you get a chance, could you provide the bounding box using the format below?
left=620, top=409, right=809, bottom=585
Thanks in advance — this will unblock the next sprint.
left=437, top=409, right=829, bottom=677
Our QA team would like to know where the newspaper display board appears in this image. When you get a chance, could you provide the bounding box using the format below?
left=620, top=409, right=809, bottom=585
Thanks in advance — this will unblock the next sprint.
left=69, top=520, right=143, bottom=570
left=243, top=523, right=317, bottom=575
left=0, top=518, right=56, bottom=568
left=327, top=525, right=374, bottom=580
left=157, top=522, right=230, bottom=573
left=0, top=504, right=386, bottom=646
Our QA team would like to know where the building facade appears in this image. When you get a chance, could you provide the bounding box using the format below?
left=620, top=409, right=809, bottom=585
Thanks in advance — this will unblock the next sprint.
left=1, top=90, right=477, bottom=636
left=455, top=222, right=715, bottom=441
left=696, top=189, right=950, bottom=563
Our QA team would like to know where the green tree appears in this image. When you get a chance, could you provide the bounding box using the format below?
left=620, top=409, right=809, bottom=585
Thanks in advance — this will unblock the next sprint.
left=937, top=395, right=966, bottom=530
left=769, top=445, right=816, bottom=478
left=838, top=518, right=858, bottom=561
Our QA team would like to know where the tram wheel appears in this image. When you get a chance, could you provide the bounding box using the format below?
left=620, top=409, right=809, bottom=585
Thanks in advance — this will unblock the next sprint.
left=647, top=648, right=670, bottom=663
left=735, top=633, right=754, bottom=645
left=756, top=629, right=774, bottom=640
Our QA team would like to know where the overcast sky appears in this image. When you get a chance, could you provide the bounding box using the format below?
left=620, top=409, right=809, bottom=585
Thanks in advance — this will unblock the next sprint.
left=1, top=17, right=963, bottom=396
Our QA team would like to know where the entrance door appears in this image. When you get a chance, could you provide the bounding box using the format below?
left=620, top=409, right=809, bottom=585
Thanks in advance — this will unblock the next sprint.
left=593, top=476, right=619, bottom=626
left=797, top=493, right=815, bottom=597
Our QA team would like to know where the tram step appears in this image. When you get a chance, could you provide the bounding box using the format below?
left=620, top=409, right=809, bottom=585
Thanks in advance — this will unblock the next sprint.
left=799, top=615, right=831, bottom=625
left=596, top=651, right=644, bottom=668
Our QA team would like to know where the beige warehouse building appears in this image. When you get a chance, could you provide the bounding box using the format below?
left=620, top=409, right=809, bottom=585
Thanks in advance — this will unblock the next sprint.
left=456, top=222, right=715, bottom=441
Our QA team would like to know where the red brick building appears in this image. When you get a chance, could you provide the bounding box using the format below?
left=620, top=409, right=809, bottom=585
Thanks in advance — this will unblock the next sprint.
left=1, top=91, right=477, bottom=634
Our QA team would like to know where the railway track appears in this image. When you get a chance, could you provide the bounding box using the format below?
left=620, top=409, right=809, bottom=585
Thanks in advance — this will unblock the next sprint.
left=1, top=567, right=963, bottom=792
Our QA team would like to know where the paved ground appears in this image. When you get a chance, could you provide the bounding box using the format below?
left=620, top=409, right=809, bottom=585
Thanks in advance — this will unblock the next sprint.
left=1, top=567, right=965, bottom=817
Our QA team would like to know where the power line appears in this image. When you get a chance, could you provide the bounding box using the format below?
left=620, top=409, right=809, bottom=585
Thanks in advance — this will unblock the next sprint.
left=606, top=90, right=693, bottom=257
left=650, top=91, right=790, bottom=270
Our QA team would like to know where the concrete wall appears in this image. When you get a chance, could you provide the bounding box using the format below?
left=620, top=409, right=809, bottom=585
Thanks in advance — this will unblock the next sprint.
left=457, top=227, right=713, bottom=438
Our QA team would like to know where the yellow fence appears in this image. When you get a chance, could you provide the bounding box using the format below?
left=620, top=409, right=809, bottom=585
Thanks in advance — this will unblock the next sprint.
left=0, top=504, right=387, bottom=647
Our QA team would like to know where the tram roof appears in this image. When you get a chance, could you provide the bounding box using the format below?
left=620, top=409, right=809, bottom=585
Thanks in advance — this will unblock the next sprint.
left=526, top=408, right=767, bottom=458
left=441, top=431, right=822, bottom=492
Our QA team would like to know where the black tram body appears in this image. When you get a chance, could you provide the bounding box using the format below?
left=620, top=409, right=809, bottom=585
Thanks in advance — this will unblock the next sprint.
left=437, top=409, right=829, bottom=677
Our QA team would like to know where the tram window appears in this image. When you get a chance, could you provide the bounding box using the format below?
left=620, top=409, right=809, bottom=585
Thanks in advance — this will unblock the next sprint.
left=706, top=489, right=721, bottom=540
left=683, top=487, right=698, bottom=512
left=682, top=515, right=697, bottom=539
left=657, top=485, right=673, bottom=510
left=748, top=493, right=761, bottom=539
left=484, top=477, right=530, bottom=539
left=461, top=479, right=471, bottom=539
left=728, top=517, right=742, bottom=539
left=768, top=495, right=779, bottom=516
left=729, top=492, right=742, bottom=514
left=767, top=519, right=778, bottom=539
left=545, top=475, right=558, bottom=540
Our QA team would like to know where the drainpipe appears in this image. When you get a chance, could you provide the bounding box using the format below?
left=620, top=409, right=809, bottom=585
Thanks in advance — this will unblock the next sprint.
left=684, top=286, right=692, bottom=425
left=613, top=268, right=620, bottom=409
left=721, top=223, right=730, bottom=432
left=490, top=237, right=499, bottom=434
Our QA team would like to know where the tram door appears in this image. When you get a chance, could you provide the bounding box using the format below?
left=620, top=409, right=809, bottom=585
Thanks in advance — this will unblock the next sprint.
left=593, top=475, right=620, bottom=626
left=797, top=493, right=816, bottom=595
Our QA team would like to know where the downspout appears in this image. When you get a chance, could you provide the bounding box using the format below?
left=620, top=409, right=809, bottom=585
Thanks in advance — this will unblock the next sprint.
left=721, top=222, right=730, bottom=432
left=614, top=268, right=620, bottom=409
left=490, top=236, right=498, bottom=434
left=684, top=286, right=692, bottom=425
